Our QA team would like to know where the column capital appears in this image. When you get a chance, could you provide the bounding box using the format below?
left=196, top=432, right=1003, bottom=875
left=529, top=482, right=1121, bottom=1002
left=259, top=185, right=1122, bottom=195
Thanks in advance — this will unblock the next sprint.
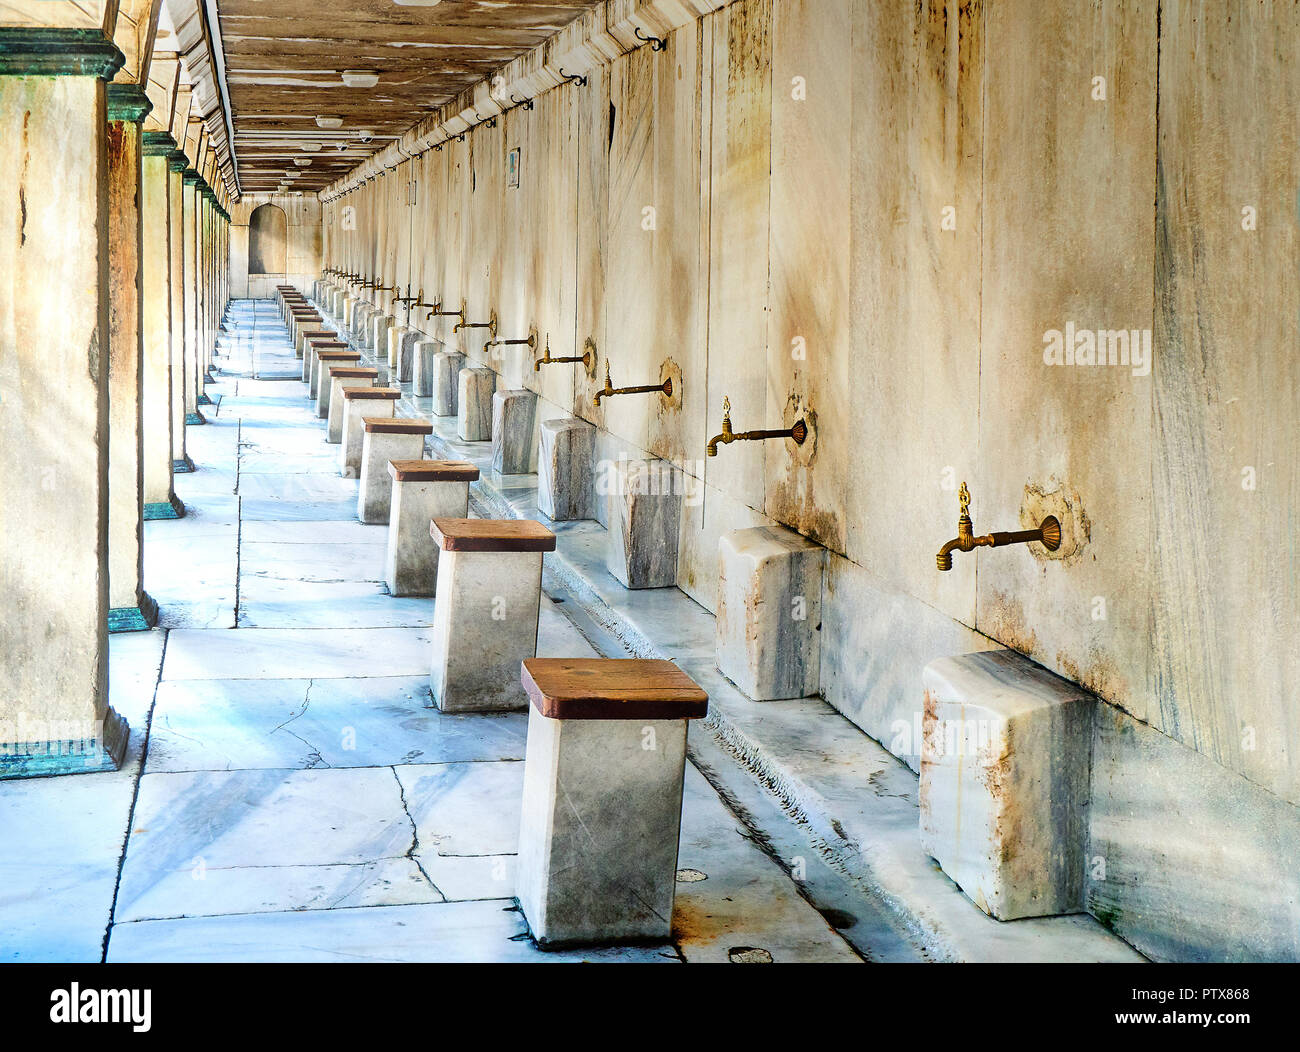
left=142, top=130, right=178, bottom=156
left=0, top=28, right=125, bottom=79
left=182, top=169, right=204, bottom=189
left=167, top=150, right=191, bottom=173
left=106, top=82, right=153, bottom=124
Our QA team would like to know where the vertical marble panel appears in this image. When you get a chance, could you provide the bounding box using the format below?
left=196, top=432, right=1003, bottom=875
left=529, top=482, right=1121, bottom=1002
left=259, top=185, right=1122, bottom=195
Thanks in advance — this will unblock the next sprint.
left=491, top=390, right=539, bottom=476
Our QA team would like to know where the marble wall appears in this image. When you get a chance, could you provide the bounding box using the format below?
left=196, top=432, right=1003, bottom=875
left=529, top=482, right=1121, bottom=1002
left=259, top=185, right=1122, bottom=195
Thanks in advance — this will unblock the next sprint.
left=316, top=0, right=1300, bottom=957
left=230, top=193, right=321, bottom=299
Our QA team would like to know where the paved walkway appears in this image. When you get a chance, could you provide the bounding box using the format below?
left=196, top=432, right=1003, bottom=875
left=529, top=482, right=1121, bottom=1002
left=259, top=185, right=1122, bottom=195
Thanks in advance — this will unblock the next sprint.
left=0, top=300, right=862, bottom=963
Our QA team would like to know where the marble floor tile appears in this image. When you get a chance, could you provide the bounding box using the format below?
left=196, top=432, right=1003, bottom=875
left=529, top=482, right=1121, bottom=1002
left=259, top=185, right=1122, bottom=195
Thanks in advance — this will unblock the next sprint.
left=162, top=628, right=434, bottom=681
left=396, top=761, right=525, bottom=858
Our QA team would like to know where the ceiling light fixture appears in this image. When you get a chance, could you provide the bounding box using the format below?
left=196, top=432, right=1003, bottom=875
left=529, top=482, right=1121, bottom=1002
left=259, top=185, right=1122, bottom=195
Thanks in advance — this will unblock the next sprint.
left=315, top=115, right=343, bottom=129
left=294, top=158, right=312, bottom=167
left=342, top=71, right=379, bottom=88
left=301, top=142, right=322, bottom=152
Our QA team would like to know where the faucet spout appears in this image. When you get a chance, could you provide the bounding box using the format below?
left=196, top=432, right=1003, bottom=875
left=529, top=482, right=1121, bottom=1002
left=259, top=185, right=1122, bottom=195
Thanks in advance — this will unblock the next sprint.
left=936, top=482, right=1061, bottom=570
left=705, top=397, right=807, bottom=457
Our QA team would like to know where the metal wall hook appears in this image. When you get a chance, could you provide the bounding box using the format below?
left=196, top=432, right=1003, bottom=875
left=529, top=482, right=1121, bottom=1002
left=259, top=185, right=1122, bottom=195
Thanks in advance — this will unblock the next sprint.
left=558, top=68, right=588, bottom=87
left=511, top=95, right=534, bottom=111
left=635, top=26, right=667, bottom=51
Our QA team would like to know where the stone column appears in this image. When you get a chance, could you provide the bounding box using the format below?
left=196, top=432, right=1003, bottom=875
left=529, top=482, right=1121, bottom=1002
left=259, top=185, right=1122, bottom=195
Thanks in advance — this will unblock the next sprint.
left=180, top=169, right=203, bottom=425
left=140, top=131, right=182, bottom=518
left=167, top=150, right=191, bottom=471
left=105, top=82, right=157, bottom=632
left=0, top=27, right=130, bottom=776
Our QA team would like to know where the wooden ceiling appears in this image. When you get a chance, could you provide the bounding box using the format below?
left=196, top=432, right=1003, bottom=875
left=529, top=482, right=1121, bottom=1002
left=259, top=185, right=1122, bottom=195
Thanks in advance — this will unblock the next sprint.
left=214, top=0, right=603, bottom=194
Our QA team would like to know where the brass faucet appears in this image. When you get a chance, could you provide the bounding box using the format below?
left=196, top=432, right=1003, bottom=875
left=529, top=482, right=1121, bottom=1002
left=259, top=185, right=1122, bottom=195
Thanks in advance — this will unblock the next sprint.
left=486, top=331, right=537, bottom=351
left=455, top=310, right=498, bottom=337
left=533, top=335, right=591, bottom=371
left=706, top=396, right=808, bottom=457
left=426, top=301, right=463, bottom=322
left=392, top=284, right=420, bottom=307
left=593, top=361, right=673, bottom=408
left=936, top=482, right=1061, bottom=571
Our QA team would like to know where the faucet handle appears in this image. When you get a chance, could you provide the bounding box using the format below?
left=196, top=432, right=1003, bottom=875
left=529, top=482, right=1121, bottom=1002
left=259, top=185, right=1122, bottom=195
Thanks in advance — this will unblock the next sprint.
left=722, top=395, right=732, bottom=425
left=959, top=481, right=971, bottom=519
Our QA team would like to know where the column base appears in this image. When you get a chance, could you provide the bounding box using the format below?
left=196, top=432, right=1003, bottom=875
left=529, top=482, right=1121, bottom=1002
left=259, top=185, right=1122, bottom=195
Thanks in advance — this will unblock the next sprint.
left=108, top=591, right=159, bottom=633
left=197, top=392, right=213, bottom=405
left=0, top=707, right=130, bottom=781
left=144, top=495, right=187, bottom=519
left=173, top=455, right=196, bottom=474
left=185, top=411, right=206, bottom=426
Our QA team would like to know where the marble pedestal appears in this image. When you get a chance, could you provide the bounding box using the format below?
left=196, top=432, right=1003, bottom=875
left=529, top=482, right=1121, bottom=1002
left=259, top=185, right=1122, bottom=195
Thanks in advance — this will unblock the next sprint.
left=314, top=352, right=361, bottom=414
left=605, top=459, right=682, bottom=589
left=298, top=328, right=335, bottom=360
left=458, top=368, right=495, bottom=441
left=430, top=350, right=465, bottom=413
left=290, top=314, right=321, bottom=351
left=341, top=388, right=401, bottom=477
left=516, top=659, right=709, bottom=948
left=491, top=390, right=538, bottom=475
left=716, top=525, right=825, bottom=701
left=427, top=519, right=556, bottom=712
left=387, top=324, right=407, bottom=371
left=371, top=314, right=393, bottom=365
left=919, top=649, right=1095, bottom=921
left=412, top=340, right=437, bottom=397
left=358, top=420, right=433, bottom=523
left=384, top=461, right=478, bottom=596
left=326, top=367, right=380, bottom=443
left=538, top=417, right=596, bottom=521
left=304, top=338, right=347, bottom=386
left=396, top=329, right=420, bottom=384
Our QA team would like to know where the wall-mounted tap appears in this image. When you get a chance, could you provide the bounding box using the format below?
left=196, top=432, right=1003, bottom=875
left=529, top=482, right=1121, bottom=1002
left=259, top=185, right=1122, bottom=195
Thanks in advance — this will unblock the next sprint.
left=533, top=335, right=591, bottom=371
left=455, top=311, right=498, bottom=337
left=706, top=396, right=807, bottom=457
left=936, top=482, right=1061, bottom=571
left=592, top=361, right=673, bottom=408
left=426, top=302, right=463, bottom=322
left=486, top=331, right=537, bottom=351
left=392, top=284, right=420, bottom=307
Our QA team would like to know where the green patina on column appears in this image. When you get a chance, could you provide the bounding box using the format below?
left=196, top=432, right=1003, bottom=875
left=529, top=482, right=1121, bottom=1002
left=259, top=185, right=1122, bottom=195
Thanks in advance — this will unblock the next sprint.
left=167, top=149, right=190, bottom=173
left=143, top=496, right=186, bottom=521
left=0, top=27, right=124, bottom=78
left=106, top=81, right=152, bottom=124
left=142, top=129, right=177, bottom=156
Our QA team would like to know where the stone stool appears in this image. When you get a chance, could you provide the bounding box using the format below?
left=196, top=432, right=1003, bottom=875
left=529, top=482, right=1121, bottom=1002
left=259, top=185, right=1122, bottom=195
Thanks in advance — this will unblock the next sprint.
left=358, top=419, right=433, bottom=523
left=387, top=324, right=408, bottom=372
left=516, top=658, right=709, bottom=948
left=396, top=329, right=421, bottom=384
left=919, top=649, right=1094, bottom=920
left=314, top=350, right=361, bottom=414
left=298, top=328, right=335, bottom=360
left=371, top=313, right=393, bottom=365
left=606, top=458, right=682, bottom=589
left=384, top=461, right=479, bottom=596
left=305, top=337, right=348, bottom=385
left=325, top=366, right=380, bottom=442
left=538, top=417, right=596, bottom=521
left=458, top=367, right=495, bottom=441
left=715, top=525, right=825, bottom=701
left=412, top=340, right=439, bottom=397
left=431, top=350, right=465, bottom=413
left=341, top=388, right=401, bottom=477
left=492, top=390, right=538, bottom=475
left=427, top=518, right=555, bottom=712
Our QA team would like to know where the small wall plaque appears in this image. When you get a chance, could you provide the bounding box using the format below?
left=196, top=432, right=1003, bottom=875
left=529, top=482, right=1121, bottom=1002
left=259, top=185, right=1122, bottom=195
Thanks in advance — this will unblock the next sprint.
left=507, top=147, right=521, bottom=190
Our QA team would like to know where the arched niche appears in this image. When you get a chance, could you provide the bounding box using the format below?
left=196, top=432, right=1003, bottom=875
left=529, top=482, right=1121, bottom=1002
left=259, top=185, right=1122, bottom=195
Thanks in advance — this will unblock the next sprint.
left=248, top=203, right=287, bottom=274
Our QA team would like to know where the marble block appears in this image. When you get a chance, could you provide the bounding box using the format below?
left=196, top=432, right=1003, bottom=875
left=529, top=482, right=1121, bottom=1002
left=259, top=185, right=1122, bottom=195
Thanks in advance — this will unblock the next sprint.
left=605, top=459, right=682, bottom=590
left=919, top=649, right=1095, bottom=921
left=430, top=350, right=465, bottom=413
left=311, top=350, right=358, bottom=405
left=715, top=525, right=825, bottom=701
left=491, top=390, right=538, bottom=476
left=340, top=389, right=400, bottom=477
left=457, top=368, right=495, bottom=441
left=397, top=330, right=421, bottom=385
left=427, top=519, right=556, bottom=713
left=353, top=305, right=374, bottom=348
left=316, top=357, right=362, bottom=418
left=326, top=369, right=379, bottom=443
left=412, top=340, right=438, bottom=397
left=387, top=325, right=407, bottom=371
left=358, top=421, right=433, bottom=524
left=515, top=658, right=709, bottom=948
left=342, top=296, right=357, bottom=329
left=384, top=461, right=477, bottom=596
left=538, top=417, right=596, bottom=521
left=371, top=314, right=393, bottom=365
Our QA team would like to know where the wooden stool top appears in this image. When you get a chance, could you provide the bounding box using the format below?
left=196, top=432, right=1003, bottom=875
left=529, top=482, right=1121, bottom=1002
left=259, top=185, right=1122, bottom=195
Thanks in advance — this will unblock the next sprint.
left=344, top=387, right=402, bottom=400
left=309, top=338, right=349, bottom=348
left=326, top=366, right=379, bottom=379
left=316, top=350, right=361, bottom=360
left=364, top=417, right=434, bottom=435
left=430, top=517, right=555, bottom=553
left=521, top=659, right=708, bottom=721
left=388, top=460, right=479, bottom=483
left=301, top=330, right=336, bottom=338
